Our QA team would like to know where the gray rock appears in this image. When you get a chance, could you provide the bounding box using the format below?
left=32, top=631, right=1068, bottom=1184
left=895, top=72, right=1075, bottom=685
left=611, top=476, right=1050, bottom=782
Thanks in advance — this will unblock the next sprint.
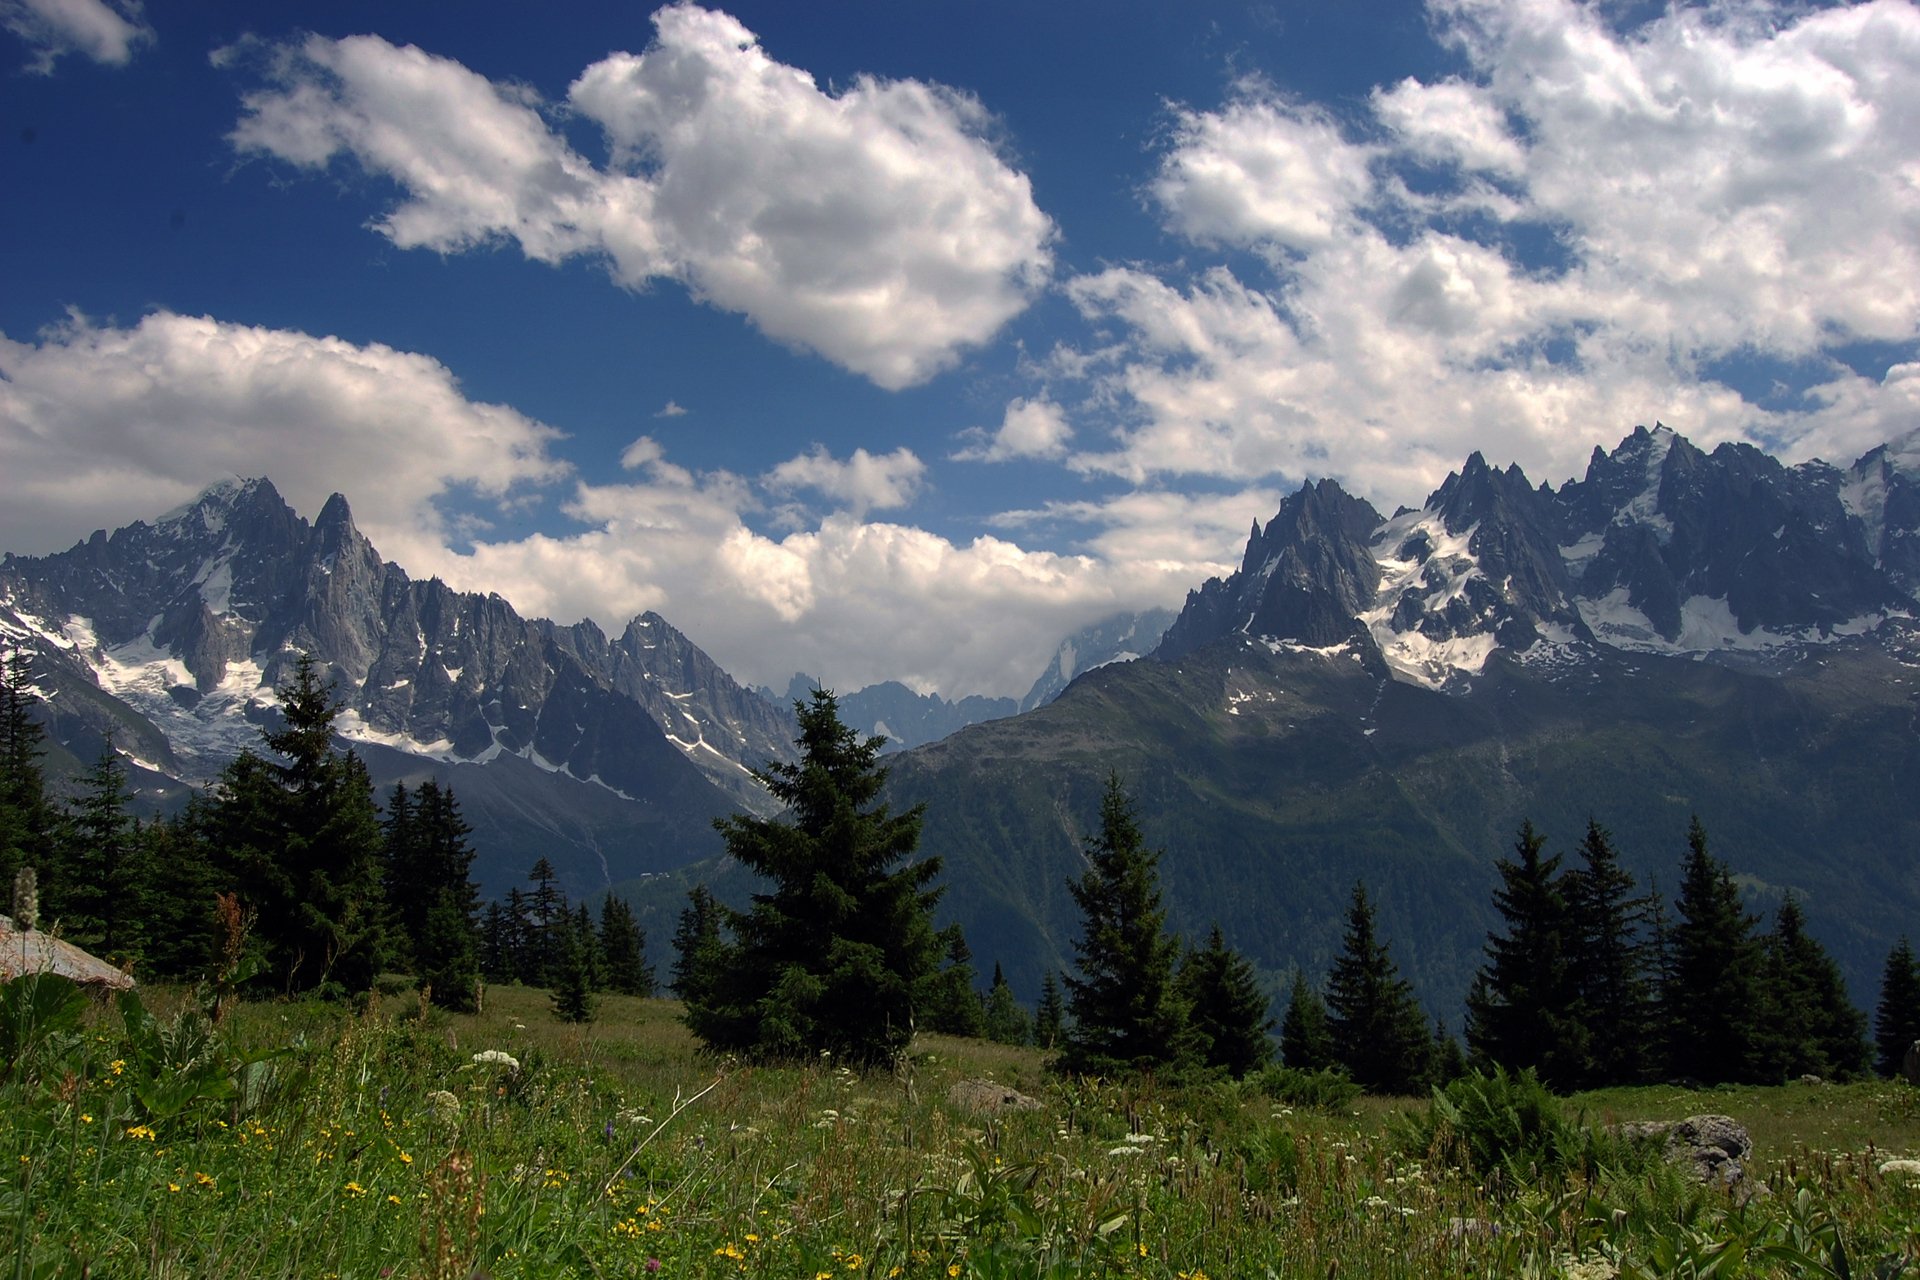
left=1611, top=1114, right=1753, bottom=1188
left=945, top=1079, right=1042, bottom=1117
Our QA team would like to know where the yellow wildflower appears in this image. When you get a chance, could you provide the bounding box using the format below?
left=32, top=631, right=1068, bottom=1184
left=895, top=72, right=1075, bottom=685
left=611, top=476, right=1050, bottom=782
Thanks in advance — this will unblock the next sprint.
left=79, top=1114, right=93, bottom=1124
left=109, top=1060, right=125, bottom=1076
left=124, top=1125, right=156, bottom=1141
left=167, top=1182, right=180, bottom=1193
left=343, top=1181, right=366, bottom=1197
left=194, top=1172, right=215, bottom=1188
left=397, top=1151, right=413, bottom=1164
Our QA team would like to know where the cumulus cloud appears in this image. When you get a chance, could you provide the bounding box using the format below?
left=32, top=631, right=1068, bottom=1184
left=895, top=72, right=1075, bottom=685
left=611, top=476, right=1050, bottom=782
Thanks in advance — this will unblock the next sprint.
left=0, top=312, right=566, bottom=556
left=763, top=444, right=926, bottom=515
left=1, top=0, right=150, bottom=71
left=952, top=396, right=1074, bottom=462
left=223, top=4, right=1054, bottom=389
left=1057, top=0, right=1920, bottom=505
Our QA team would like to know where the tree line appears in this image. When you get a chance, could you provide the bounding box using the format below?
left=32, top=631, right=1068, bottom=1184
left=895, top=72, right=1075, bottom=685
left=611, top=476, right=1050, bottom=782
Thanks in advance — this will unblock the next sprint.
left=2, top=651, right=654, bottom=1016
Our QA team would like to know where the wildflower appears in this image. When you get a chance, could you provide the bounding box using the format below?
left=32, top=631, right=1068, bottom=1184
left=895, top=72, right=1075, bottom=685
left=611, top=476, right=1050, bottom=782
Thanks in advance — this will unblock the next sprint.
left=124, top=1125, right=156, bottom=1141
left=471, top=1050, right=521, bottom=1070
left=744, top=1233, right=760, bottom=1243
left=194, top=1172, right=215, bottom=1188
left=344, top=1181, right=366, bottom=1197
left=109, top=1059, right=125, bottom=1076
left=714, top=1243, right=744, bottom=1260
left=168, top=1182, right=180, bottom=1193
left=387, top=1195, right=402, bottom=1206
left=426, top=1089, right=460, bottom=1116
left=79, top=1113, right=92, bottom=1124
left=646, top=1262, right=660, bottom=1274
left=397, top=1151, right=414, bottom=1165
left=1880, top=1158, right=1920, bottom=1178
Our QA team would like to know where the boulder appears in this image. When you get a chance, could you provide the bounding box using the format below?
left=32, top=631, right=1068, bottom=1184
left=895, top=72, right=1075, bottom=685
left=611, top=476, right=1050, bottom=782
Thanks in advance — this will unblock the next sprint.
left=0, top=913, right=135, bottom=991
left=1611, top=1114, right=1752, bottom=1188
left=945, top=1079, right=1042, bottom=1117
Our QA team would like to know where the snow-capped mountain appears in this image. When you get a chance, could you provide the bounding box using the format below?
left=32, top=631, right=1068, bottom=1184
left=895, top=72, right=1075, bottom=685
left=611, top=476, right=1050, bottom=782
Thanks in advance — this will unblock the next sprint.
left=0, top=479, right=794, bottom=895
left=1158, top=425, right=1920, bottom=688
left=1020, top=608, right=1178, bottom=711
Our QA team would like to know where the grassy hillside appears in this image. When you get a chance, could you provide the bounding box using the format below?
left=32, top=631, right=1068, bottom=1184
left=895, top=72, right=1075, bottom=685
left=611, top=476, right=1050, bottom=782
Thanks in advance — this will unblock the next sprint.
left=6, top=977, right=1920, bottom=1278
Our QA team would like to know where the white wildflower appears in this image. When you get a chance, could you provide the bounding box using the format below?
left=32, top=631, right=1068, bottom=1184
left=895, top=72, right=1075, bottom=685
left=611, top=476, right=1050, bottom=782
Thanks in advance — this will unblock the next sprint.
left=426, top=1089, right=460, bottom=1116
left=1879, top=1158, right=1920, bottom=1178
left=472, top=1050, right=521, bottom=1070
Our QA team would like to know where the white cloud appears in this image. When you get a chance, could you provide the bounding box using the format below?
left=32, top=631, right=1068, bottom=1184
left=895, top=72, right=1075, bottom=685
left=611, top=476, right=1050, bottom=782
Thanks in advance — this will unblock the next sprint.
left=1056, top=0, right=1920, bottom=502
left=653, top=400, right=687, bottom=418
left=223, top=4, right=1054, bottom=389
left=0, top=312, right=566, bottom=556
left=1, top=0, right=150, bottom=72
left=953, top=396, right=1074, bottom=462
left=764, top=444, right=926, bottom=515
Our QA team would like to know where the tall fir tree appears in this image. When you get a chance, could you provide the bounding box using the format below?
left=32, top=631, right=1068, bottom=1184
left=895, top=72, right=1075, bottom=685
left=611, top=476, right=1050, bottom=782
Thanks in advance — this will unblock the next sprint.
left=1033, top=971, right=1066, bottom=1051
left=1279, top=970, right=1336, bottom=1072
left=1662, top=817, right=1766, bottom=1084
left=670, top=884, right=725, bottom=1007
left=687, top=690, right=945, bottom=1064
left=550, top=923, right=596, bottom=1024
left=521, top=858, right=569, bottom=987
left=52, top=745, right=153, bottom=965
left=1759, top=894, right=1869, bottom=1081
left=138, top=805, right=220, bottom=979
left=982, top=963, right=1033, bottom=1046
left=413, top=782, right=482, bottom=1009
left=1563, top=819, right=1657, bottom=1087
left=0, top=649, right=55, bottom=893
left=1465, top=822, right=1586, bottom=1088
left=1324, top=883, right=1431, bottom=1095
left=598, top=893, right=655, bottom=997
left=1875, top=937, right=1920, bottom=1078
left=480, top=900, right=519, bottom=985
left=1177, top=925, right=1273, bottom=1078
left=1060, top=774, right=1195, bottom=1075
left=921, top=925, right=987, bottom=1037
left=572, top=901, right=605, bottom=991
left=209, top=656, right=387, bottom=993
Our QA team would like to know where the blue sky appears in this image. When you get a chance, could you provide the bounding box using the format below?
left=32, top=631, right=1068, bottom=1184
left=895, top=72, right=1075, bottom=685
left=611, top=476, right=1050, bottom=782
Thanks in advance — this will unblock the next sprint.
left=3, top=0, right=1917, bottom=697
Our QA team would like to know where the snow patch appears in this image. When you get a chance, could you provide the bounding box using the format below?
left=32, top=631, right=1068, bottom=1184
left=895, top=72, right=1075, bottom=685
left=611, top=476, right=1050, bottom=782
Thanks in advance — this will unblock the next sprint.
left=1360, top=512, right=1495, bottom=685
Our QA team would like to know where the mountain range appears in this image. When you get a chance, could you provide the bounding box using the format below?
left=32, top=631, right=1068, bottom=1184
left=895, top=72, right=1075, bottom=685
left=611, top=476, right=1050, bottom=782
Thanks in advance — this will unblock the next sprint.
left=3, top=424, right=1917, bottom=1014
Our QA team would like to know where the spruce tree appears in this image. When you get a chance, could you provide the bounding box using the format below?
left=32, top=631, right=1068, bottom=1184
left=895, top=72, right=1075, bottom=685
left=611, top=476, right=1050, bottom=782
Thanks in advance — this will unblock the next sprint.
left=550, top=925, right=595, bottom=1024
left=1177, top=925, right=1272, bottom=1078
left=54, top=745, right=152, bottom=965
left=522, top=858, right=569, bottom=987
left=1061, top=774, right=1195, bottom=1075
left=1564, top=819, right=1656, bottom=1087
left=920, top=925, right=987, bottom=1037
left=1466, top=821, right=1585, bottom=1088
left=982, top=963, right=1033, bottom=1046
left=572, top=901, right=605, bottom=991
left=480, top=900, right=518, bottom=984
left=670, top=884, right=724, bottom=1007
left=598, top=893, right=655, bottom=996
left=1324, top=883, right=1431, bottom=1095
left=1033, top=971, right=1066, bottom=1050
left=0, top=649, right=55, bottom=893
left=1875, top=938, right=1920, bottom=1078
left=687, top=690, right=945, bottom=1064
left=1662, top=817, right=1766, bottom=1084
left=138, top=806, right=220, bottom=979
left=411, top=782, right=482, bottom=1009
left=1279, top=970, right=1335, bottom=1072
left=1759, top=894, right=1869, bottom=1081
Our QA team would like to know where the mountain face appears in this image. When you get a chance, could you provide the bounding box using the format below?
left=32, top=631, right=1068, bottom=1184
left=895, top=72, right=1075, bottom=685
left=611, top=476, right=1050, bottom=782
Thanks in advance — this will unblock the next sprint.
left=761, top=674, right=1016, bottom=753
left=0, top=479, right=790, bottom=898
left=1020, top=608, right=1178, bottom=711
left=1160, top=425, right=1920, bottom=687
left=865, top=426, right=1920, bottom=1013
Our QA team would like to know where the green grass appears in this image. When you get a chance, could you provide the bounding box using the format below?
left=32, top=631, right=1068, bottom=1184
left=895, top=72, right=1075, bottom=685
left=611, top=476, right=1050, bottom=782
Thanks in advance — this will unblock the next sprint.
left=6, top=977, right=1920, bottom=1278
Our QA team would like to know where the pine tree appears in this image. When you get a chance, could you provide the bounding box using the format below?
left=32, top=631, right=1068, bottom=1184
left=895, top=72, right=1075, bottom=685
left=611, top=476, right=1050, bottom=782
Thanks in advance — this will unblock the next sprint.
left=208, top=656, right=386, bottom=994
left=1324, top=883, right=1431, bottom=1095
left=670, top=884, right=724, bottom=1007
left=1061, top=774, right=1195, bottom=1075
left=1431, top=1018, right=1468, bottom=1085
left=0, top=649, right=55, bottom=893
left=1759, top=895, right=1869, bottom=1081
left=1466, top=821, right=1585, bottom=1087
left=480, top=900, right=518, bottom=984
left=53, top=745, right=152, bottom=965
left=687, top=690, right=945, bottom=1064
left=521, top=858, right=569, bottom=988
left=1563, top=819, right=1656, bottom=1087
left=598, top=893, right=655, bottom=996
left=1033, top=972, right=1066, bottom=1050
left=411, top=782, right=482, bottom=1009
left=920, top=925, right=987, bottom=1037
left=572, top=901, right=605, bottom=991
left=1279, top=970, right=1335, bottom=1072
left=1875, top=938, right=1920, bottom=1078
left=381, top=783, right=421, bottom=966
left=550, top=925, right=595, bottom=1024
left=138, top=806, right=220, bottom=979
left=1177, top=925, right=1272, bottom=1078
left=1662, top=817, right=1766, bottom=1084
left=982, top=963, right=1032, bottom=1046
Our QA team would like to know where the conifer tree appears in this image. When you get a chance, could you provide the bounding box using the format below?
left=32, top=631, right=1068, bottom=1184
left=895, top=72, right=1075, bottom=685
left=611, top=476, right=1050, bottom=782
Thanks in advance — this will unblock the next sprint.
left=1061, top=774, right=1195, bottom=1075
left=1662, top=817, right=1766, bottom=1084
left=1875, top=937, right=1920, bottom=1078
left=550, top=925, right=595, bottom=1024
left=0, top=650, right=55, bottom=893
left=1466, top=821, right=1585, bottom=1087
left=1431, top=1018, right=1468, bottom=1085
left=53, top=745, right=152, bottom=964
left=687, top=690, right=945, bottom=1064
left=1033, top=971, right=1066, bottom=1050
left=670, top=884, right=724, bottom=1007
left=1324, top=883, right=1431, bottom=1094
left=1759, top=894, right=1869, bottom=1081
left=521, top=859, right=569, bottom=987
left=1564, top=819, right=1656, bottom=1087
left=598, top=893, right=654, bottom=996
left=209, top=656, right=386, bottom=993
left=1177, top=925, right=1272, bottom=1078
left=138, top=806, right=220, bottom=979
left=480, top=900, right=518, bottom=984
left=572, top=901, right=605, bottom=991
left=1279, top=970, right=1336, bottom=1072
left=920, top=925, right=987, bottom=1037
left=982, top=963, right=1033, bottom=1045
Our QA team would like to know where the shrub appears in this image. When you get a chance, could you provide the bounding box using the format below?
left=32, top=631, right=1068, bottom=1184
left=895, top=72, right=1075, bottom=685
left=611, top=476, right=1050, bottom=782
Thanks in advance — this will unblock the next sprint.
left=1396, top=1065, right=1578, bottom=1191
left=1251, top=1064, right=1363, bottom=1112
